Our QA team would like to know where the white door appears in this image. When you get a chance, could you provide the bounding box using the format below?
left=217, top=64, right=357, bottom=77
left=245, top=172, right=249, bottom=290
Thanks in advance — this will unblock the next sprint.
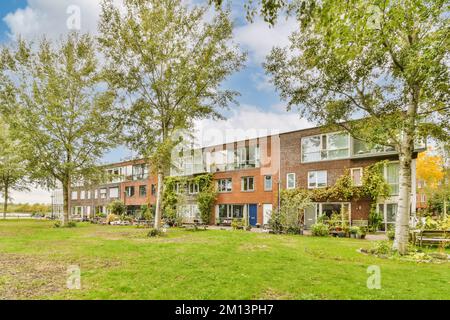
left=263, top=204, right=272, bottom=225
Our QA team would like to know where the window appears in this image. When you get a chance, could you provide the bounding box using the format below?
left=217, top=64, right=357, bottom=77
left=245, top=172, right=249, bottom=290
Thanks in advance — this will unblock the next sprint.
left=286, top=173, right=296, bottom=189
left=109, top=187, right=119, bottom=198
left=94, top=189, right=98, bottom=199
left=385, top=162, right=399, bottom=195
left=125, top=186, right=135, bottom=197
left=139, top=185, right=147, bottom=197
left=217, top=178, right=232, bottom=192
left=264, top=175, right=272, bottom=191
left=151, top=184, right=156, bottom=196
left=132, top=164, right=148, bottom=180
left=241, top=176, right=254, bottom=191
left=218, top=204, right=244, bottom=219
left=87, top=191, right=91, bottom=199
left=235, top=145, right=260, bottom=169
left=378, top=203, right=399, bottom=231
left=71, top=191, right=78, bottom=200
left=80, top=191, right=85, bottom=200
left=308, top=171, right=327, bottom=188
left=420, top=194, right=426, bottom=203
left=353, top=139, right=396, bottom=156
left=100, top=188, right=107, bottom=199
left=301, top=132, right=349, bottom=162
left=188, top=182, right=199, bottom=194
left=351, top=168, right=363, bottom=186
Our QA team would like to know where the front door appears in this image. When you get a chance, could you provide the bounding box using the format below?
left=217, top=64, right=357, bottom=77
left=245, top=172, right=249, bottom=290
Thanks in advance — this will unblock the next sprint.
left=263, top=204, right=272, bottom=225
left=249, top=204, right=257, bottom=226
left=304, top=205, right=316, bottom=230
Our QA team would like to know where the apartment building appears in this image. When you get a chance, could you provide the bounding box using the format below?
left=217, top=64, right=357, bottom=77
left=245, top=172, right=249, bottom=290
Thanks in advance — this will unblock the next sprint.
left=65, top=125, right=424, bottom=229
left=69, top=159, right=157, bottom=219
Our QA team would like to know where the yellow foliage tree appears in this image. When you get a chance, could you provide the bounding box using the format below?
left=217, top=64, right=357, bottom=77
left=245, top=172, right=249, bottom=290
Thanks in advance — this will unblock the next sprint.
left=416, top=148, right=445, bottom=189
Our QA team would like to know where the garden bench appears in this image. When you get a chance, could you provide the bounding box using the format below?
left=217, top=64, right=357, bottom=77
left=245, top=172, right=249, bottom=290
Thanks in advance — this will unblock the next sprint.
left=416, top=230, right=450, bottom=247
left=352, top=220, right=368, bottom=227
left=182, top=221, right=208, bottom=230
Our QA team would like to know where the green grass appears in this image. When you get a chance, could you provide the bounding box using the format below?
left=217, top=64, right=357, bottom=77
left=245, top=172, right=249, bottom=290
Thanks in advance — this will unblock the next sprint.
left=0, top=220, right=449, bottom=300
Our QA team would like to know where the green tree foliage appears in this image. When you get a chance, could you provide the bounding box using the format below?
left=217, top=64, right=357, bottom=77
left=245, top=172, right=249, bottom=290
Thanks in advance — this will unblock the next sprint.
left=0, top=33, right=120, bottom=225
left=0, top=119, right=29, bottom=219
left=264, top=0, right=449, bottom=254
left=98, top=0, right=246, bottom=229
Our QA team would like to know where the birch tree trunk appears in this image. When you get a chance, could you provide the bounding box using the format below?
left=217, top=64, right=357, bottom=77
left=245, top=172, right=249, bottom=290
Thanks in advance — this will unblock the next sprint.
left=154, top=170, right=164, bottom=229
left=393, top=149, right=412, bottom=254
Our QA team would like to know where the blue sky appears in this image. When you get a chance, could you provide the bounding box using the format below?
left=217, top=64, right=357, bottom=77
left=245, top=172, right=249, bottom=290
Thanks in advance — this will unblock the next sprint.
left=1, top=0, right=311, bottom=203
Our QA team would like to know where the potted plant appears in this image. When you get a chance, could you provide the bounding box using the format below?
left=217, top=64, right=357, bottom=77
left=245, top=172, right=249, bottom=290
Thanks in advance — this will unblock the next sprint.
left=350, top=226, right=360, bottom=238
left=358, top=226, right=367, bottom=239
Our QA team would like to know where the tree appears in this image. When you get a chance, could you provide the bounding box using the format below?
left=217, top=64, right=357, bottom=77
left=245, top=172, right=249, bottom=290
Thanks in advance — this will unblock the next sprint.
left=0, top=33, right=120, bottom=226
left=416, top=148, right=445, bottom=189
left=98, top=0, right=245, bottom=229
left=264, top=0, right=449, bottom=254
left=0, top=119, right=29, bottom=219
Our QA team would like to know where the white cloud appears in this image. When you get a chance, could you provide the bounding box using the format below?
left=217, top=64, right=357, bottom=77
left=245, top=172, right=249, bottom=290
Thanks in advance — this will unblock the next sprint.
left=234, top=17, right=298, bottom=65
left=3, top=0, right=112, bottom=40
left=9, top=187, right=51, bottom=204
left=194, top=104, right=312, bottom=147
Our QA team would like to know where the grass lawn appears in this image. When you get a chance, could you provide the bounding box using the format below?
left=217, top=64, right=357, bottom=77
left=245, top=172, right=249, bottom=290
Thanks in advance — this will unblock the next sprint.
left=0, top=220, right=449, bottom=300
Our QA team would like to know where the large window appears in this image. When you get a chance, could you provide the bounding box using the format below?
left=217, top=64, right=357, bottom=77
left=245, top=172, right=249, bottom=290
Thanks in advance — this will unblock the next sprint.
left=109, top=187, right=119, bottom=198
left=378, top=203, right=398, bottom=231
left=132, top=164, right=148, bottom=180
left=353, top=139, right=396, bottom=156
left=308, top=171, right=327, bottom=188
left=217, top=178, right=232, bottom=192
left=236, top=145, right=260, bottom=169
left=218, top=204, right=244, bottom=219
left=385, top=162, right=399, bottom=195
left=100, top=188, right=107, bottom=199
left=301, top=132, right=349, bottom=162
left=264, top=175, right=272, bottom=191
left=71, top=191, right=78, bottom=200
left=80, top=191, right=85, bottom=200
left=286, top=173, right=296, bottom=189
left=241, top=176, right=255, bottom=191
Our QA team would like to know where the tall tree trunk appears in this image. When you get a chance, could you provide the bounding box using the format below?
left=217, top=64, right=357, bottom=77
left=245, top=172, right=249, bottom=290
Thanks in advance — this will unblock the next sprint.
left=154, top=170, right=164, bottom=229
left=393, top=85, right=418, bottom=254
left=393, top=148, right=412, bottom=254
left=62, top=180, right=70, bottom=226
left=3, top=183, right=8, bottom=220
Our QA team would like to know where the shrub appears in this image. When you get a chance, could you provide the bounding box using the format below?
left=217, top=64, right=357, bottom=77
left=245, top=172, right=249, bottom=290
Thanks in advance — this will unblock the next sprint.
left=372, top=240, right=391, bottom=255
left=106, top=214, right=119, bottom=224
left=53, top=221, right=61, bottom=228
left=107, top=200, right=126, bottom=216
left=386, top=226, right=395, bottom=240
left=311, top=223, right=329, bottom=237
left=268, top=211, right=283, bottom=234
left=66, top=221, right=77, bottom=228
left=147, top=228, right=164, bottom=237
left=231, top=218, right=243, bottom=230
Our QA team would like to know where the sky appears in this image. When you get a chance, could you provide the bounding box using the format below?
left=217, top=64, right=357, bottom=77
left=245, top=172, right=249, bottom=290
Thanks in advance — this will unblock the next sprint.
left=1, top=0, right=313, bottom=204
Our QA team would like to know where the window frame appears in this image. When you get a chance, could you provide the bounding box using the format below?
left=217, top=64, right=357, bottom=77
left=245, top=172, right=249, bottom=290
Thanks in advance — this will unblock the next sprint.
left=241, top=176, right=255, bottom=192
left=217, top=178, right=232, bottom=193
left=286, top=173, right=296, bottom=189
left=350, top=167, right=363, bottom=186
left=307, top=170, right=327, bottom=189
left=264, top=175, right=272, bottom=191
left=301, top=132, right=350, bottom=163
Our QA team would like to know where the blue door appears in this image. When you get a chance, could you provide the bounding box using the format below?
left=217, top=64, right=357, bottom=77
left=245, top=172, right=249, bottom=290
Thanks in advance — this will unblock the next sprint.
left=249, top=204, right=257, bottom=226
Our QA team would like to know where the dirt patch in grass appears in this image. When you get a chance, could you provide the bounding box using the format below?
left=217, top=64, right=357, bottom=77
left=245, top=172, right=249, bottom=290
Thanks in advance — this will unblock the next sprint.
left=0, top=253, right=67, bottom=299
left=238, top=243, right=271, bottom=252
left=256, top=288, right=294, bottom=300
